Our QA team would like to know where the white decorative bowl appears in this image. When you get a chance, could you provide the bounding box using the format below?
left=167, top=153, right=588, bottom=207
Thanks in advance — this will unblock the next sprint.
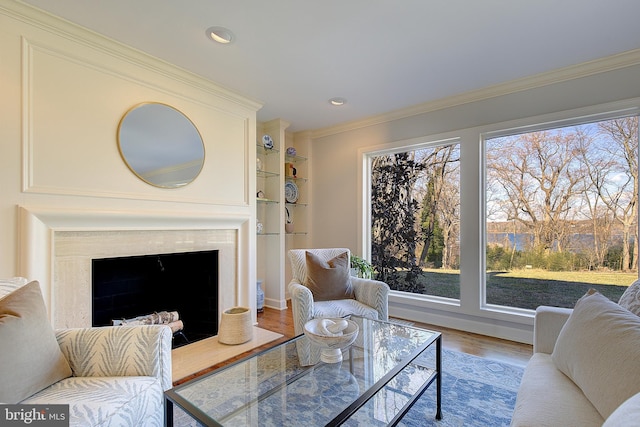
left=304, top=318, right=359, bottom=363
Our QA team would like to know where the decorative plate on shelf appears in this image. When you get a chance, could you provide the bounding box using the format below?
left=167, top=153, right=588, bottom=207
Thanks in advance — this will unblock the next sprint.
left=262, top=134, right=274, bottom=149
left=285, top=181, right=299, bottom=203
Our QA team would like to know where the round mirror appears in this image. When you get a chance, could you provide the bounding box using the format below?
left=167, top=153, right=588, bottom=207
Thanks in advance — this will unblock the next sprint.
left=118, top=103, right=205, bottom=188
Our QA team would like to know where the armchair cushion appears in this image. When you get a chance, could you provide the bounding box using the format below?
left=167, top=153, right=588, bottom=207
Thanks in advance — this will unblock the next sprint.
left=304, top=251, right=354, bottom=301
left=22, top=376, right=164, bottom=427
left=0, top=280, right=72, bottom=403
left=0, top=277, right=28, bottom=298
left=314, top=300, right=378, bottom=319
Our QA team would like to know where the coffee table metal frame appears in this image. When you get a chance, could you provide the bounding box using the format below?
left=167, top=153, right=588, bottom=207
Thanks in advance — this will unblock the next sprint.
left=165, top=316, right=442, bottom=426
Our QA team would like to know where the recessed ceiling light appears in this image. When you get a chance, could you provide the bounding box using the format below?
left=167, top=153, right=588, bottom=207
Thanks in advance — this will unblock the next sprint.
left=206, top=26, right=234, bottom=44
left=329, top=98, right=346, bottom=106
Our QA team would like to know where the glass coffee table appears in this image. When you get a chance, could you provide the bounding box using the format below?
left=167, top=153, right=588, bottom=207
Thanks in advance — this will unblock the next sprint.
left=165, top=316, right=441, bottom=426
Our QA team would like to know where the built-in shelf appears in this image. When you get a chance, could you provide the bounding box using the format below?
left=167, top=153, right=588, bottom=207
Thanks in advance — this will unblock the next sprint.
left=285, top=154, right=307, bottom=162
left=257, top=170, right=279, bottom=179
left=257, top=144, right=280, bottom=155
left=284, top=176, right=307, bottom=183
left=256, top=119, right=310, bottom=311
left=257, top=198, right=279, bottom=204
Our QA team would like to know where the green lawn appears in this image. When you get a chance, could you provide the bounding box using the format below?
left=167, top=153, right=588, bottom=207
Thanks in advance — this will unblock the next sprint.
left=390, top=268, right=635, bottom=310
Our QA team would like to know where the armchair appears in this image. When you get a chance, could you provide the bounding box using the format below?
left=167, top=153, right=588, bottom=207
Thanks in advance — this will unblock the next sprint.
left=1, top=278, right=172, bottom=427
left=288, top=248, right=390, bottom=365
left=24, top=325, right=172, bottom=426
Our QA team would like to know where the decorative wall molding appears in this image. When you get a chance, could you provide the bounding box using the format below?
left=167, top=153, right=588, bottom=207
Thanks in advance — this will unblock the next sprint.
left=310, top=48, right=640, bottom=139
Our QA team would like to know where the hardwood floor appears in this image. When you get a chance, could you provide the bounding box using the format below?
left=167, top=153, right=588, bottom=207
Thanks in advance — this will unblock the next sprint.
left=256, top=305, right=532, bottom=367
left=173, top=305, right=532, bottom=386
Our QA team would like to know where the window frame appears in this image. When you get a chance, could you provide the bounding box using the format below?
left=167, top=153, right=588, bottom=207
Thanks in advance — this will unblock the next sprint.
left=363, top=136, right=461, bottom=303
left=359, top=99, right=640, bottom=340
left=481, top=108, right=640, bottom=312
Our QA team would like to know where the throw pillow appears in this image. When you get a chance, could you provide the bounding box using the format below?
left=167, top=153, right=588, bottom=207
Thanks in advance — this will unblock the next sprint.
left=619, top=278, right=640, bottom=316
left=304, top=251, right=354, bottom=301
left=603, top=392, right=640, bottom=427
left=551, top=291, right=640, bottom=419
left=0, top=280, right=72, bottom=403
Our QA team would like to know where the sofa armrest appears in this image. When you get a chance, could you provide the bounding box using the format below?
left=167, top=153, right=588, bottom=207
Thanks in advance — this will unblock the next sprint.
left=288, top=280, right=314, bottom=335
left=533, top=306, right=573, bottom=354
left=55, top=325, right=173, bottom=391
left=351, top=277, right=390, bottom=321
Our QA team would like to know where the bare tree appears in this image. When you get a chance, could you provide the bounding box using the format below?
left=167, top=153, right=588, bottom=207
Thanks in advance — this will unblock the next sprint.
left=417, top=145, right=460, bottom=268
left=576, top=129, right=615, bottom=269
left=436, top=152, right=460, bottom=269
left=596, top=117, right=639, bottom=271
left=487, top=130, right=586, bottom=254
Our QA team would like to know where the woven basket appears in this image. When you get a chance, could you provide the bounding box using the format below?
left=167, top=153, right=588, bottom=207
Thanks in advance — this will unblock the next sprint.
left=218, top=307, right=253, bottom=345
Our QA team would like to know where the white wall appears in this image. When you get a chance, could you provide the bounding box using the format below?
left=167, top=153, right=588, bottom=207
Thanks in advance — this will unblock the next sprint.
left=308, top=52, right=640, bottom=343
left=0, top=2, right=260, bottom=296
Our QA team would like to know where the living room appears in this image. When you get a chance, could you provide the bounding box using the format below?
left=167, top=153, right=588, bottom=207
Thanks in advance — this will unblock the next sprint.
left=3, top=0, right=640, bottom=338
left=2, top=1, right=640, bottom=425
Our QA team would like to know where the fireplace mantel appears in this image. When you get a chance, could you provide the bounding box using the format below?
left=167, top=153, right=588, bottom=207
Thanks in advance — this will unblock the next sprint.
left=19, top=206, right=254, bottom=328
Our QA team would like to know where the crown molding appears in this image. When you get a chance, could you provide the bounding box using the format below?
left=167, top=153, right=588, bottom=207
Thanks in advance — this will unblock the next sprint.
left=1, top=0, right=262, bottom=112
left=310, top=48, right=640, bottom=139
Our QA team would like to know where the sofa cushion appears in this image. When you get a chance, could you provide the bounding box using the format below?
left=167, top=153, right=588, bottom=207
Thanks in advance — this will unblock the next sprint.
left=603, top=392, right=640, bottom=427
left=511, top=353, right=604, bottom=427
left=0, top=280, right=72, bottom=403
left=305, top=251, right=354, bottom=301
left=619, top=278, right=640, bottom=316
left=22, top=376, right=163, bottom=427
left=551, top=291, right=640, bottom=419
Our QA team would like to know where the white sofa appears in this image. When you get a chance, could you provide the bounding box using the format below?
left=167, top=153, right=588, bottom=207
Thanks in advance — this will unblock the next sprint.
left=1, top=278, right=172, bottom=427
left=511, top=287, right=640, bottom=427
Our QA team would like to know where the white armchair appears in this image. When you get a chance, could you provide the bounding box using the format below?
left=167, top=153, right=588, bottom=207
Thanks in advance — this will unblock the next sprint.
left=288, top=248, right=390, bottom=365
left=1, top=278, right=172, bottom=427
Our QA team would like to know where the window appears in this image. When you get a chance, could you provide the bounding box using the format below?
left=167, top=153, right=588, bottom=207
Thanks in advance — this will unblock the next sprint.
left=485, top=116, right=638, bottom=309
left=369, top=141, right=460, bottom=299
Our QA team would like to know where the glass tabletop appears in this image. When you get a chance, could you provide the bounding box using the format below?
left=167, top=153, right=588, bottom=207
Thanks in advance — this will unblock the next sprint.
left=166, top=316, right=440, bottom=427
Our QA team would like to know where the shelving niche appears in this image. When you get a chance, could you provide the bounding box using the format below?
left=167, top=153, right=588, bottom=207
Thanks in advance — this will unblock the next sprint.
left=256, top=119, right=310, bottom=311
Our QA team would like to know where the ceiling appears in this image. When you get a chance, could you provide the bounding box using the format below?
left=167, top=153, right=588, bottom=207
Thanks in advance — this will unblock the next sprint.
left=19, top=0, right=640, bottom=132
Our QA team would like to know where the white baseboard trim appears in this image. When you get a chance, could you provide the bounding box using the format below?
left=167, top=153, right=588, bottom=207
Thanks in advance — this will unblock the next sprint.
left=389, top=300, right=534, bottom=345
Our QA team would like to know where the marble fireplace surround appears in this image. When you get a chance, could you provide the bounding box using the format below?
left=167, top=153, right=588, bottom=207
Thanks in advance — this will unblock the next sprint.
left=19, top=206, right=252, bottom=329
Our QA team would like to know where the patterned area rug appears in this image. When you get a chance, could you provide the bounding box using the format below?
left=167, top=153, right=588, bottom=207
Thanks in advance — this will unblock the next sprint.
left=398, top=349, right=523, bottom=427
left=172, top=348, right=523, bottom=426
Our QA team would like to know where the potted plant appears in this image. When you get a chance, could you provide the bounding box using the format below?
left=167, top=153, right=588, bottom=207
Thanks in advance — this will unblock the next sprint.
left=350, top=254, right=374, bottom=279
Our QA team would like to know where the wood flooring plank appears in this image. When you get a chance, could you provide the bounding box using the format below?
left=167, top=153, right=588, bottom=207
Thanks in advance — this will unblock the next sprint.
left=173, top=305, right=533, bottom=386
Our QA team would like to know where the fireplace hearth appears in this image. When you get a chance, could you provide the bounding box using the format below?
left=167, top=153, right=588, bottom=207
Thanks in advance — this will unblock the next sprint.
left=92, top=250, right=219, bottom=347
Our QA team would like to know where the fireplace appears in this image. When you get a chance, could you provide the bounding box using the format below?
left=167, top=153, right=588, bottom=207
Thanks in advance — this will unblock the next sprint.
left=19, top=206, right=254, bottom=331
left=92, top=250, right=219, bottom=347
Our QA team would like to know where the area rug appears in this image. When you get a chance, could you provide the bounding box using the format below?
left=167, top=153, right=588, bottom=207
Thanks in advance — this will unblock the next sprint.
left=171, top=348, right=523, bottom=426
left=398, top=349, right=523, bottom=427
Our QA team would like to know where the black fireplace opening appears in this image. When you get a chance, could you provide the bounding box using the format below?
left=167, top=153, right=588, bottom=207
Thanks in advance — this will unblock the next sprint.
left=92, top=250, right=219, bottom=348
